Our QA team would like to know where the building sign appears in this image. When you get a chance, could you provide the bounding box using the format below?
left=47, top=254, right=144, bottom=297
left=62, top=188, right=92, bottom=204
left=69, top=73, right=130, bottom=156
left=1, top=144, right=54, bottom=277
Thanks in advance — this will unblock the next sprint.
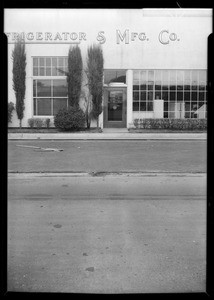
left=5, top=30, right=180, bottom=45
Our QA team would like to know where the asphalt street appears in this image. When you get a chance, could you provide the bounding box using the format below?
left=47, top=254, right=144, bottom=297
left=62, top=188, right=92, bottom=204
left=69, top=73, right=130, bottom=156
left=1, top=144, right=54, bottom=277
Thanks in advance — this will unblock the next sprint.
left=8, top=173, right=206, bottom=293
left=7, top=139, right=207, bottom=293
left=8, top=140, right=206, bottom=173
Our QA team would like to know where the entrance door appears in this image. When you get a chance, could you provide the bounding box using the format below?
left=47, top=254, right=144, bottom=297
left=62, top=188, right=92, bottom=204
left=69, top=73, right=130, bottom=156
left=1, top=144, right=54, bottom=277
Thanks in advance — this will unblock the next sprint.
left=104, top=88, right=127, bottom=128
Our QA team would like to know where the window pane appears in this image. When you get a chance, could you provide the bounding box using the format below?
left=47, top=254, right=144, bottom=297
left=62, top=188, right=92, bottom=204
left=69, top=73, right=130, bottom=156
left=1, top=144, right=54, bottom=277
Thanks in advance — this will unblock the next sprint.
left=155, top=70, right=161, bottom=82
left=192, top=70, right=198, bottom=83
left=192, top=84, right=198, bottom=90
left=37, top=98, right=52, bottom=115
left=191, top=102, right=198, bottom=111
left=33, top=58, right=38, bottom=67
left=37, top=80, right=51, bottom=97
left=184, top=70, right=191, bottom=82
left=140, top=102, right=146, bottom=111
left=162, top=85, right=169, bottom=91
left=162, top=91, right=168, bottom=101
left=104, top=70, right=126, bottom=84
left=170, top=70, right=176, bottom=84
left=177, top=92, right=183, bottom=101
left=164, top=112, right=168, bottom=118
left=155, top=91, right=161, bottom=99
left=162, top=70, right=169, bottom=84
left=199, top=84, right=205, bottom=91
left=199, top=101, right=205, bottom=109
left=52, top=58, right=57, bottom=67
left=184, top=92, right=190, bottom=100
left=133, top=85, right=139, bottom=91
left=148, top=70, right=154, bottom=81
left=33, top=98, right=37, bottom=115
left=46, top=67, right=51, bottom=76
left=191, top=92, right=197, bottom=101
left=148, top=91, right=153, bottom=100
left=33, top=67, right=38, bottom=76
left=57, top=68, right=62, bottom=76
left=58, top=57, right=64, bottom=66
left=133, top=102, right=140, bottom=111
left=147, top=102, right=153, bottom=111
left=164, top=102, right=169, bottom=111
left=53, top=80, right=67, bottom=97
left=185, top=112, right=190, bottom=118
left=184, top=82, right=191, bottom=90
left=140, top=71, right=147, bottom=84
left=140, top=84, right=147, bottom=90
left=46, top=58, right=51, bottom=66
left=140, top=92, right=146, bottom=100
left=53, top=98, right=67, bottom=115
left=177, top=85, right=183, bottom=91
left=52, top=67, right=57, bottom=76
left=133, top=71, right=140, bottom=82
left=170, top=84, right=176, bottom=90
left=64, top=57, right=68, bottom=68
left=199, top=70, right=207, bottom=84
left=33, top=80, right=36, bottom=97
left=133, top=92, right=139, bottom=100
left=39, top=67, right=45, bottom=76
left=169, top=92, right=176, bottom=100
left=199, top=92, right=205, bottom=101
left=155, top=82, right=161, bottom=90
left=185, top=102, right=190, bottom=112
left=39, top=58, right=45, bottom=66
left=177, top=70, right=183, bottom=84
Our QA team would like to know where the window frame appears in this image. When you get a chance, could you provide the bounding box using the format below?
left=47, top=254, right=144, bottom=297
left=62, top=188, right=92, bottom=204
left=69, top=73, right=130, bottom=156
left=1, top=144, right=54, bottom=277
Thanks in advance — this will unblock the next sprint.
left=132, top=69, right=207, bottom=118
left=32, top=56, right=68, bottom=117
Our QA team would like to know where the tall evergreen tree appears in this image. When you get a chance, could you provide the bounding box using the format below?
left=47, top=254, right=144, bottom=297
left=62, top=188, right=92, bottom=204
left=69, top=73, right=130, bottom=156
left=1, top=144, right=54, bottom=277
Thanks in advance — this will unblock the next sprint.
left=86, top=45, right=104, bottom=129
left=12, top=38, right=26, bottom=128
left=67, top=46, right=83, bottom=107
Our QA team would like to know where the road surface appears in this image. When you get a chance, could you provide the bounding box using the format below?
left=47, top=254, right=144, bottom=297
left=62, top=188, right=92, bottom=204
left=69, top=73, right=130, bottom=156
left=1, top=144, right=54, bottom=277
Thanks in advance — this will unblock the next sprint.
left=8, top=173, right=206, bottom=293
left=8, top=140, right=206, bottom=173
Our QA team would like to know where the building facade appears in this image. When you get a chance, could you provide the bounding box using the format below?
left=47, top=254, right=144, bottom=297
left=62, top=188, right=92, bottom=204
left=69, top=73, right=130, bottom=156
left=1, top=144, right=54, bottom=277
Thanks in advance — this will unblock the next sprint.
left=5, top=9, right=212, bottom=128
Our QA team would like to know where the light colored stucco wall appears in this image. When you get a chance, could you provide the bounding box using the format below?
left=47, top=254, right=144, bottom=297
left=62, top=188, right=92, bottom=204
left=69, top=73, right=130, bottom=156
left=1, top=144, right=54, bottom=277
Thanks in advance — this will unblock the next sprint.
left=5, top=9, right=212, bottom=127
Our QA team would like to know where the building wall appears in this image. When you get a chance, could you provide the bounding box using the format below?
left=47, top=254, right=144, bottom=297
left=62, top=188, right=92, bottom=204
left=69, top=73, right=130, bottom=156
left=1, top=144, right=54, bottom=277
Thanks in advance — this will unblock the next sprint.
left=5, top=9, right=212, bottom=127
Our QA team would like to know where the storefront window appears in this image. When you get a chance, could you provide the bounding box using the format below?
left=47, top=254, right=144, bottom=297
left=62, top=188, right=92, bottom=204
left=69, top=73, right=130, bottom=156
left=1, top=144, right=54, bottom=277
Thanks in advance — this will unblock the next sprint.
left=33, top=79, right=68, bottom=116
left=33, top=57, right=68, bottom=76
left=104, top=70, right=126, bottom=84
left=132, top=69, right=207, bottom=118
left=33, top=57, right=68, bottom=116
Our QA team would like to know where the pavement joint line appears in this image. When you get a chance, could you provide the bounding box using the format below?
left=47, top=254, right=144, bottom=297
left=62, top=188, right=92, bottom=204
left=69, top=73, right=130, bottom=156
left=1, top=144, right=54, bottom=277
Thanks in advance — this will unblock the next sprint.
left=8, top=137, right=207, bottom=141
left=8, top=172, right=206, bottom=177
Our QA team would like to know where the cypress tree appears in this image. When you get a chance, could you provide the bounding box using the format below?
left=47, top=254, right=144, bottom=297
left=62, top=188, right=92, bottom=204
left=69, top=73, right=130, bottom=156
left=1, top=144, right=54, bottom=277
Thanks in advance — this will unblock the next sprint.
left=86, top=45, right=104, bottom=129
left=12, top=38, right=26, bottom=128
left=67, top=46, right=83, bottom=107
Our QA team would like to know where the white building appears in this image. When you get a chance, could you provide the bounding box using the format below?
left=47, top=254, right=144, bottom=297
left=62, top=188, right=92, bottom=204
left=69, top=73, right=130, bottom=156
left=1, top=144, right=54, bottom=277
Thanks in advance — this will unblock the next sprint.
left=5, top=8, right=212, bottom=128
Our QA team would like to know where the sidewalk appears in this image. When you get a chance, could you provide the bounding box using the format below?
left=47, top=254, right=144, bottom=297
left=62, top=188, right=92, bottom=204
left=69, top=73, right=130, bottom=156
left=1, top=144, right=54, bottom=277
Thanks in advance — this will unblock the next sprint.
left=8, top=132, right=207, bottom=140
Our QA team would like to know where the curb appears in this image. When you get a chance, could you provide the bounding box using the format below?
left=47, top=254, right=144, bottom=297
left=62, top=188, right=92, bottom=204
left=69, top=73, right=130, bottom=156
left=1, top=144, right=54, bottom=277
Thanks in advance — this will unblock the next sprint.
left=8, top=133, right=207, bottom=140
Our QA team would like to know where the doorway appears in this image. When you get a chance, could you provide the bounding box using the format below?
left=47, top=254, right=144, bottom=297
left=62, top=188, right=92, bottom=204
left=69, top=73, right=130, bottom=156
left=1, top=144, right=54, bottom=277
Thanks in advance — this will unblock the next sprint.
left=103, top=88, right=127, bottom=128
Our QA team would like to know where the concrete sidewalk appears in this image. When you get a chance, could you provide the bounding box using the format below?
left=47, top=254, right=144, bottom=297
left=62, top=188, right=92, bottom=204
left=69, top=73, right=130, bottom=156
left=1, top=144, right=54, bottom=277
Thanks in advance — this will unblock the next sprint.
left=8, top=132, right=207, bottom=140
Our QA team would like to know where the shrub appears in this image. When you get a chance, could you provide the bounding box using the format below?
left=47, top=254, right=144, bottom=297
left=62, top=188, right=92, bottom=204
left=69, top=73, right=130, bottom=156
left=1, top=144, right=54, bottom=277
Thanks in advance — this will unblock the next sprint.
left=133, top=118, right=207, bottom=130
left=54, top=106, right=86, bottom=131
left=34, top=118, right=44, bottom=128
left=45, top=118, right=51, bottom=128
left=28, top=118, right=34, bottom=128
left=8, top=102, right=15, bottom=123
